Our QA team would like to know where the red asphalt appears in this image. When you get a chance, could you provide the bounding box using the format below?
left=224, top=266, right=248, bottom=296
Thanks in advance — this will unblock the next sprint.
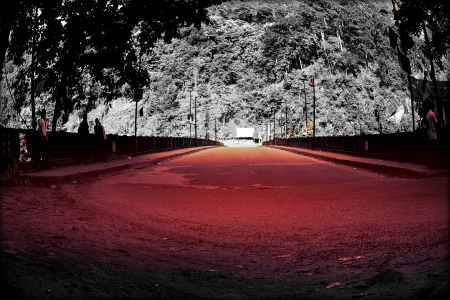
left=38, top=146, right=449, bottom=282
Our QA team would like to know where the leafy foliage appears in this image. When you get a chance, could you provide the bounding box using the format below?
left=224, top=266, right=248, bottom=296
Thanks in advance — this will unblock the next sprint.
left=1, top=0, right=226, bottom=132
left=392, top=0, right=450, bottom=68
left=2, top=0, right=449, bottom=139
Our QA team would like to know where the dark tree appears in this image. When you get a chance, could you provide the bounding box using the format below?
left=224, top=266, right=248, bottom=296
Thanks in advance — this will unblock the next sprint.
left=1, top=0, right=227, bottom=131
left=393, top=0, right=450, bottom=124
left=392, top=0, right=450, bottom=67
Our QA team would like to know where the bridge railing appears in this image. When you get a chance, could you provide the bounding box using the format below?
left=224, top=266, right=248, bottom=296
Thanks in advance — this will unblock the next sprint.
left=263, top=132, right=449, bottom=166
left=0, top=127, right=220, bottom=166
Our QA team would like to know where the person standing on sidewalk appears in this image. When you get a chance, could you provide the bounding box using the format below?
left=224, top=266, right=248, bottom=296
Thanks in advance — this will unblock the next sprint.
left=77, top=114, right=90, bottom=163
left=205, top=131, right=210, bottom=145
left=36, top=109, right=49, bottom=161
left=426, top=108, right=439, bottom=169
left=78, top=114, right=89, bottom=135
left=94, top=118, right=107, bottom=161
left=426, top=108, right=438, bottom=140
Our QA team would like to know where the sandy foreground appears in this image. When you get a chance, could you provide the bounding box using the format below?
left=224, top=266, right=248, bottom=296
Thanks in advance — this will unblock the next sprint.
left=1, top=175, right=449, bottom=300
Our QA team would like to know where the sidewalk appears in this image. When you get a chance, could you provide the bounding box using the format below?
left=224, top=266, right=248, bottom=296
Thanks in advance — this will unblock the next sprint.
left=266, top=145, right=449, bottom=179
left=18, top=145, right=448, bottom=185
left=19, top=146, right=216, bottom=185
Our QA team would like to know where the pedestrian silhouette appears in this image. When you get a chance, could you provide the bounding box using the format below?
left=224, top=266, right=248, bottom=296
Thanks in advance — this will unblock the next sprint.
left=205, top=131, right=210, bottom=145
left=78, top=114, right=89, bottom=135
left=94, top=118, right=107, bottom=161
left=78, top=114, right=90, bottom=163
left=426, top=108, right=438, bottom=140
left=37, top=109, right=48, bottom=142
left=36, top=109, right=49, bottom=161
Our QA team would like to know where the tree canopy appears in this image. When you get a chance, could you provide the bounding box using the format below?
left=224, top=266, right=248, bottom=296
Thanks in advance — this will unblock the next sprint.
left=392, top=0, right=450, bottom=68
left=1, top=0, right=226, bottom=131
left=2, top=0, right=449, bottom=138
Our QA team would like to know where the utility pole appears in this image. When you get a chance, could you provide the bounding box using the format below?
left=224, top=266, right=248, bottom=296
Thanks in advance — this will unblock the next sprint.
left=280, top=111, right=282, bottom=139
left=310, top=78, right=316, bottom=149
left=273, top=110, right=276, bottom=140
left=134, top=99, right=138, bottom=152
left=313, top=79, right=316, bottom=148
left=285, top=99, right=288, bottom=144
left=189, top=90, right=192, bottom=144
left=298, top=78, right=308, bottom=138
left=214, top=117, right=217, bottom=142
left=133, top=89, right=143, bottom=154
left=194, top=95, right=197, bottom=146
left=304, top=81, right=308, bottom=138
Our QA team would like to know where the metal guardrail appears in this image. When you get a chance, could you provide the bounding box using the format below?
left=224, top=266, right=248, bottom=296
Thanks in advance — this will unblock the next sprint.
left=1, top=127, right=448, bottom=169
left=263, top=132, right=449, bottom=166
left=1, top=127, right=219, bottom=165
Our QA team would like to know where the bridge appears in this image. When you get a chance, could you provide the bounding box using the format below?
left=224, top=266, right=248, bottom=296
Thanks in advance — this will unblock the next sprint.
left=1, top=127, right=449, bottom=299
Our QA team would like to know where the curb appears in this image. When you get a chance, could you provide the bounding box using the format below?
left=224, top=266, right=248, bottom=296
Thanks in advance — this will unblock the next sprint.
left=266, top=146, right=449, bottom=179
left=19, top=147, right=213, bottom=185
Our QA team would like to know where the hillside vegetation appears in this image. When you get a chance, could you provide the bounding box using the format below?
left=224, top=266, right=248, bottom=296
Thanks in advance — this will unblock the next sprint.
left=2, top=0, right=449, bottom=139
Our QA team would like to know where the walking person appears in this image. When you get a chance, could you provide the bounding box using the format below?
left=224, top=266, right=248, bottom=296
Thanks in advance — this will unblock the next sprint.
left=36, top=109, right=49, bottom=161
left=426, top=108, right=438, bottom=140
left=94, top=118, right=107, bottom=161
left=78, top=114, right=89, bottom=135
left=426, top=108, right=439, bottom=169
left=205, top=131, right=210, bottom=146
left=77, top=114, right=90, bottom=163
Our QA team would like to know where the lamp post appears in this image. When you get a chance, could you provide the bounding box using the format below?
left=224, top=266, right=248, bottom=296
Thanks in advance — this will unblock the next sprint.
left=133, top=88, right=143, bottom=154
left=280, top=110, right=282, bottom=139
left=135, top=98, right=138, bottom=152
left=298, top=77, right=310, bottom=140
left=194, top=95, right=197, bottom=146
left=273, top=109, right=276, bottom=140
left=214, top=117, right=217, bottom=142
left=189, top=89, right=192, bottom=144
left=309, top=78, right=316, bottom=149
left=285, top=98, right=288, bottom=143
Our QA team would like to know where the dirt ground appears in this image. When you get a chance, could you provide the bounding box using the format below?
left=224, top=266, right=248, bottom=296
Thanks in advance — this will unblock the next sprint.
left=1, top=169, right=449, bottom=300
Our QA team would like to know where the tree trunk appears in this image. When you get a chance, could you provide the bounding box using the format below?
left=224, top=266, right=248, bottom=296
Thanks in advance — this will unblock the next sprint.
left=298, top=54, right=303, bottom=70
left=52, top=98, right=61, bottom=133
left=0, top=3, right=18, bottom=82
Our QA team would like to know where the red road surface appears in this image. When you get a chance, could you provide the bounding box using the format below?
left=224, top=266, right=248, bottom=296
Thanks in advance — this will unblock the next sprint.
left=47, top=146, right=448, bottom=282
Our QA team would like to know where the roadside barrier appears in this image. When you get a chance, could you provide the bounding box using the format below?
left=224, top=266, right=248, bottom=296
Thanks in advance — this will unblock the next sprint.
left=263, top=132, right=449, bottom=166
left=1, top=127, right=220, bottom=168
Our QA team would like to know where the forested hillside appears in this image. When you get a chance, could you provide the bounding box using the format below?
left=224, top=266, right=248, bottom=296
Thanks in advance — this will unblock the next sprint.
left=2, top=0, right=449, bottom=139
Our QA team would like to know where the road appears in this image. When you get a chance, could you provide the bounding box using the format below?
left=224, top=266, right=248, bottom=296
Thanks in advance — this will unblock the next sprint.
left=2, top=146, right=448, bottom=299
left=67, top=146, right=448, bottom=279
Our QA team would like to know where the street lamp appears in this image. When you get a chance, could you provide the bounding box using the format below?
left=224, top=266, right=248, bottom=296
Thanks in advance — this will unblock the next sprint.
left=298, top=77, right=308, bottom=134
left=284, top=98, right=288, bottom=142
left=309, top=78, right=316, bottom=149
left=194, top=94, right=197, bottom=146
left=276, top=31, right=316, bottom=146
left=186, top=84, right=194, bottom=145
left=133, top=88, right=143, bottom=154
left=189, top=89, right=192, bottom=142
left=273, top=99, right=288, bottom=141
left=273, top=108, right=276, bottom=140
left=214, top=117, right=217, bottom=142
